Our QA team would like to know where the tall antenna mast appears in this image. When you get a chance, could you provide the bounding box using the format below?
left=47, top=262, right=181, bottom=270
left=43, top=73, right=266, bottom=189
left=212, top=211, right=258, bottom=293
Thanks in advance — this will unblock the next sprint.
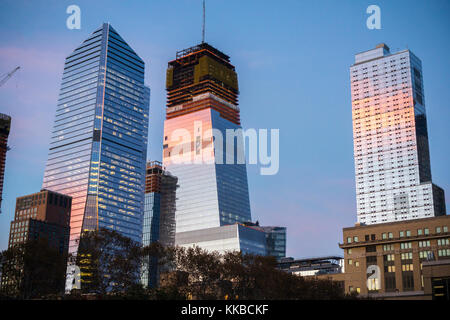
left=202, top=0, right=206, bottom=43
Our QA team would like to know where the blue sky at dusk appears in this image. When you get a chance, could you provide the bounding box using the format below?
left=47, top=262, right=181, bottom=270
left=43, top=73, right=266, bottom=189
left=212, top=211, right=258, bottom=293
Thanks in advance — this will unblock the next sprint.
left=0, top=0, right=449, bottom=258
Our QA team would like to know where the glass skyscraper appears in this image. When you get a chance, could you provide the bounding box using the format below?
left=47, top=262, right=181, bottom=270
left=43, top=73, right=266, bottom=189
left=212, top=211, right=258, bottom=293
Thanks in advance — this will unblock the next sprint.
left=163, top=43, right=263, bottom=254
left=350, top=44, right=446, bottom=225
left=141, top=161, right=178, bottom=288
left=42, top=23, right=149, bottom=255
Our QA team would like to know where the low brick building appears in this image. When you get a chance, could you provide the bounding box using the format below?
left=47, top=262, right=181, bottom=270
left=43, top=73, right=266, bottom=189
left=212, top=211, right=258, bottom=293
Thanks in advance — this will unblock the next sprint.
left=338, top=215, right=450, bottom=299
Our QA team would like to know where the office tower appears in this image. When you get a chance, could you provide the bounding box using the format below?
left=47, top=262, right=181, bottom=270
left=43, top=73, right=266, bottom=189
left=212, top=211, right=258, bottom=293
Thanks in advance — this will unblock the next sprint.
left=350, top=44, right=446, bottom=225
left=1, top=190, right=71, bottom=293
left=42, top=23, right=150, bottom=255
left=141, top=161, right=178, bottom=288
left=163, top=42, right=264, bottom=254
left=0, top=113, right=11, bottom=214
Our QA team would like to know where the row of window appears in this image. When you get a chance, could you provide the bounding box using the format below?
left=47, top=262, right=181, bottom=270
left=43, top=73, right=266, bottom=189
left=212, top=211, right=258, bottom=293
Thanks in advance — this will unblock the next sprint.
left=347, top=226, right=448, bottom=244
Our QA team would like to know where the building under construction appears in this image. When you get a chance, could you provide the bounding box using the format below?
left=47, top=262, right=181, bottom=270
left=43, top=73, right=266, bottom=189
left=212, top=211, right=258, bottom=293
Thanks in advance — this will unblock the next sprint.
left=0, top=113, right=11, bottom=214
left=165, top=42, right=241, bottom=125
left=141, top=161, right=178, bottom=288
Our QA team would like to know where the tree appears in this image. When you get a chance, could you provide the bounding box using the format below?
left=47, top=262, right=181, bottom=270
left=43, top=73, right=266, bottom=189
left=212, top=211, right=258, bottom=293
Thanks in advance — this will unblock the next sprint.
left=75, top=228, right=148, bottom=297
left=155, top=246, right=355, bottom=300
left=0, top=238, right=68, bottom=299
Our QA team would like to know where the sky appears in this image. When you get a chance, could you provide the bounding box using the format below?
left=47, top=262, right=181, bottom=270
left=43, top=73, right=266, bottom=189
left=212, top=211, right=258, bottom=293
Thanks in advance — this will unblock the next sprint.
left=0, top=0, right=449, bottom=258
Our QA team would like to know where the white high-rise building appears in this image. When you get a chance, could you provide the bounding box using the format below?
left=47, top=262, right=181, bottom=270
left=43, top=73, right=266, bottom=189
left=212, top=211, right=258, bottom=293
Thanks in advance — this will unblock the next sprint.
left=350, top=44, right=446, bottom=225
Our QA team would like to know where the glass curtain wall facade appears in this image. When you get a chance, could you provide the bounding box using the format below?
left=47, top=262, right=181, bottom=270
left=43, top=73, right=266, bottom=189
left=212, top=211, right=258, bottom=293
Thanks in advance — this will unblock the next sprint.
left=350, top=44, right=446, bottom=225
left=175, top=223, right=267, bottom=256
left=42, top=23, right=149, bottom=255
left=162, top=43, right=258, bottom=254
left=141, top=161, right=178, bottom=288
left=261, top=226, right=287, bottom=259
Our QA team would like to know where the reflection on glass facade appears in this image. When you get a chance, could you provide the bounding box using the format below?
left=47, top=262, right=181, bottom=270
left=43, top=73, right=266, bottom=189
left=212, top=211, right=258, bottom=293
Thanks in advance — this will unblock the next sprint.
left=141, top=161, right=178, bottom=288
left=350, top=44, right=446, bottom=225
left=175, top=223, right=267, bottom=256
left=42, top=23, right=149, bottom=255
left=163, top=43, right=261, bottom=254
left=261, top=226, right=287, bottom=259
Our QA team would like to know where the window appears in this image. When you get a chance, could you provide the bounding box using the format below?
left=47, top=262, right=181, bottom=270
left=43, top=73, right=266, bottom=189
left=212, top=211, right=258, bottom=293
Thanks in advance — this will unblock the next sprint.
left=382, top=233, right=387, bottom=239
left=354, top=236, right=359, bottom=243
left=436, top=227, right=441, bottom=234
left=406, top=230, right=411, bottom=237
left=388, top=232, right=393, bottom=239
left=355, top=261, right=360, bottom=267
left=401, top=264, right=414, bottom=272
left=437, top=238, right=449, bottom=246
left=424, top=228, right=429, bottom=235
left=348, top=249, right=352, bottom=254
left=400, top=231, right=405, bottom=238
left=348, top=259, right=353, bottom=265
left=444, top=226, right=448, bottom=233
left=401, top=252, right=413, bottom=260
left=419, top=251, right=432, bottom=259
left=365, top=235, right=370, bottom=241
left=371, top=234, right=376, bottom=241
left=402, top=272, right=414, bottom=290
left=384, top=275, right=396, bottom=291
left=347, top=237, right=352, bottom=244
left=438, top=249, right=450, bottom=257
left=366, top=256, right=377, bottom=264
left=419, top=240, right=431, bottom=248
left=417, top=229, right=423, bottom=236
left=366, top=245, right=377, bottom=253
left=383, top=244, right=394, bottom=251
left=385, top=265, right=396, bottom=273
left=384, top=254, right=395, bottom=262
left=400, top=242, right=412, bottom=249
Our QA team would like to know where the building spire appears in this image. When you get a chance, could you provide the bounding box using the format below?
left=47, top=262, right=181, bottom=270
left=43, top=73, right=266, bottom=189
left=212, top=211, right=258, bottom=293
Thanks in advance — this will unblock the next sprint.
left=202, top=0, right=206, bottom=43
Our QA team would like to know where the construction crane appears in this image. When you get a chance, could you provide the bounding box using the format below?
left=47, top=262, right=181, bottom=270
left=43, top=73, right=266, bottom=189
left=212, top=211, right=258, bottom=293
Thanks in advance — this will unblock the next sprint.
left=0, top=66, right=20, bottom=88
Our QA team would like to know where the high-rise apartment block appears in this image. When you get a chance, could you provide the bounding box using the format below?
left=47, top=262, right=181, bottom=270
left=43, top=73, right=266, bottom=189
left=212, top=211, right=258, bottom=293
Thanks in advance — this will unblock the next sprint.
left=350, top=44, right=446, bottom=225
left=1, top=189, right=71, bottom=295
left=163, top=43, right=264, bottom=254
left=7, top=189, right=71, bottom=252
left=0, top=113, right=11, bottom=214
left=42, top=23, right=150, bottom=255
